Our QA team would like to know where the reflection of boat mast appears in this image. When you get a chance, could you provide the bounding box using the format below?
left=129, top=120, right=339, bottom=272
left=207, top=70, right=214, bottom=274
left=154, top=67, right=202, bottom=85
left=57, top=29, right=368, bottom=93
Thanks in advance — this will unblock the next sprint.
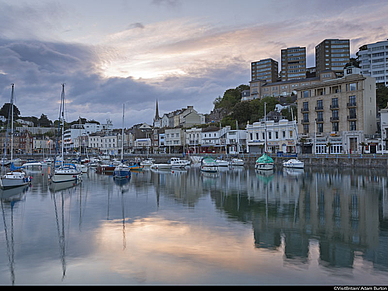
left=52, top=191, right=66, bottom=280
left=1, top=199, right=15, bottom=285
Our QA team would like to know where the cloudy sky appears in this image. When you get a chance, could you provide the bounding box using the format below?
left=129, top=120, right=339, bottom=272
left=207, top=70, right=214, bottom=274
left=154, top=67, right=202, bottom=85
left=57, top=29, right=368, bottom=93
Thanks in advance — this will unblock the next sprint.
left=0, top=0, right=387, bottom=128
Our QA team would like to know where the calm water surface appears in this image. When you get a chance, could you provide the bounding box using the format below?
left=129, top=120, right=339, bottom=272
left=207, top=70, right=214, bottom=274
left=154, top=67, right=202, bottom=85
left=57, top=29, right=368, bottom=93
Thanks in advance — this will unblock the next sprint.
left=1, top=165, right=388, bottom=285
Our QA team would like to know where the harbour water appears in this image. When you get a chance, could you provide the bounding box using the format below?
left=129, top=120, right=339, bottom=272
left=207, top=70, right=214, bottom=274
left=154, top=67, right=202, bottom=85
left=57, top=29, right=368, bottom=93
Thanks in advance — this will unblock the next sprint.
left=1, top=165, right=388, bottom=285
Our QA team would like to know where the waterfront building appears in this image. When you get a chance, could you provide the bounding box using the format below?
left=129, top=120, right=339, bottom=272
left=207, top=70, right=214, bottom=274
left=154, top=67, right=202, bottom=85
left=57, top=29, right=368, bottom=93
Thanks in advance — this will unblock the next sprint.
left=315, top=39, right=350, bottom=76
left=251, top=58, right=279, bottom=83
left=246, top=119, right=298, bottom=154
left=357, top=39, right=388, bottom=86
left=281, top=47, right=307, bottom=81
left=100, top=134, right=118, bottom=155
left=165, top=128, right=184, bottom=153
left=134, top=138, right=151, bottom=154
left=185, top=127, right=202, bottom=153
left=201, top=126, right=222, bottom=153
left=296, top=67, right=376, bottom=154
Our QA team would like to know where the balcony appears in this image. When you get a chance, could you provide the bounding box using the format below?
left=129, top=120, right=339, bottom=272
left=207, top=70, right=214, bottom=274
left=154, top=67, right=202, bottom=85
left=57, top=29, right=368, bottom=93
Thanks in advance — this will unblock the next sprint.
left=315, top=106, right=324, bottom=111
left=330, top=104, right=339, bottom=110
left=330, top=116, right=339, bottom=122
left=347, top=115, right=357, bottom=120
left=347, top=102, right=357, bottom=108
left=301, top=107, right=309, bottom=113
left=315, top=118, right=324, bottom=123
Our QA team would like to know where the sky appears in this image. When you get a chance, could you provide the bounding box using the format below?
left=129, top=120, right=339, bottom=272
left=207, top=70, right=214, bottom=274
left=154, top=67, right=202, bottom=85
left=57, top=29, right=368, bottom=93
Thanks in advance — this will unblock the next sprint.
left=0, top=0, right=388, bottom=128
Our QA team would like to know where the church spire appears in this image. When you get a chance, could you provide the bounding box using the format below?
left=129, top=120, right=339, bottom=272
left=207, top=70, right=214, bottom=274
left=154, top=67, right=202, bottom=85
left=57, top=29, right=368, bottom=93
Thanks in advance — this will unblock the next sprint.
left=154, top=99, right=160, bottom=120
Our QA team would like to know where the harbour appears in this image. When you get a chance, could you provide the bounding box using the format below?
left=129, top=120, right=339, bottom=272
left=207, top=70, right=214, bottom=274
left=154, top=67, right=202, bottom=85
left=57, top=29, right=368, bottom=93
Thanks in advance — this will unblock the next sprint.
left=1, top=164, right=388, bottom=285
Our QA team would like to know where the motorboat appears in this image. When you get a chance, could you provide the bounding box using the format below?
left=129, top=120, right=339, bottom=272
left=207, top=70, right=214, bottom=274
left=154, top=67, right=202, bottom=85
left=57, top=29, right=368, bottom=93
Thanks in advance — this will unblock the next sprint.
left=22, top=161, right=43, bottom=171
left=200, top=157, right=218, bottom=173
left=215, top=159, right=229, bottom=167
left=255, top=153, right=274, bottom=170
left=230, top=158, right=244, bottom=166
left=168, top=157, right=190, bottom=168
left=150, top=163, right=172, bottom=170
left=282, top=158, right=304, bottom=169
left=140, top=158, right=154, bottom=167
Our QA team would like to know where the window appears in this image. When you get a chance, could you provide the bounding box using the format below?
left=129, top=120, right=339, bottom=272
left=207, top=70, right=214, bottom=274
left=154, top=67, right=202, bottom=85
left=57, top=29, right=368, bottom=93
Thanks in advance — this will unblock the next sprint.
left=317, top=123, right=323, bottom=133
left=317, top=100, right=323, bottom=110
left=303, top=101, right=309, bottom=111
left=349, top=95, right=356, bottom=106
left=303, top=124, right=309, bottom=133
left=317, top=112, right=323, bottom=122
left=350, top=121, right=357, bottom=131
left=303, top=113, right=309, bottom=122
left=332, top=122, right=339, bottom=132
left=303, top=90, right=309, bottom=98
left=332, top=98, right=339, bottom=108
left=348, top=83, right=357, bottom=91
left=262, top=132, right=265, bottom=140
left=275, top=131, right=279, bottom=139
left=290, top=131, right=293, bottom=138
left=268, top=132, right=272, bottom=139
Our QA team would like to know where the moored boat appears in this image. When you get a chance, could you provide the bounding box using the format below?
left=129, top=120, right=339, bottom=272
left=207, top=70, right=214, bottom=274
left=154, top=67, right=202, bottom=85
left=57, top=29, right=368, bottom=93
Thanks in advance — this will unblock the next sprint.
left=255, top=153, right=274, bottom=170
left=282, top=158, right=304, bottom=169
left=200, top=157, right=218, bottom=173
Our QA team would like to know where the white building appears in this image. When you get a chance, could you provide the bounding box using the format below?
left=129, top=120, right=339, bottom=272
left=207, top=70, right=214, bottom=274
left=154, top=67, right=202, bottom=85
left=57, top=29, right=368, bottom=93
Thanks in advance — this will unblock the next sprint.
left=101, top=134, right=118, bottom=155
left=165, top=128, right=184, bottom=153
left=225, top=129, right=247, bottom=154
left=246, top=119, right=298, bottom=154
left=185, top=128, right=202, bottom=153
left=358, top=39, right=388, bottom=86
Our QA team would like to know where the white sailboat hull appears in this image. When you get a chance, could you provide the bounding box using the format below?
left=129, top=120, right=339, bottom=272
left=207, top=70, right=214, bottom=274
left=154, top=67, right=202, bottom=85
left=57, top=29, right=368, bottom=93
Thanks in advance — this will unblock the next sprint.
left=0, top=172, right=31, bottom=189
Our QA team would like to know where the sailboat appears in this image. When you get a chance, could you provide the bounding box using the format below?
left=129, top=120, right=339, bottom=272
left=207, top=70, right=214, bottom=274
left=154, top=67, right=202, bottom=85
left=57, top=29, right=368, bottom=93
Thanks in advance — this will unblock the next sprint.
left=113, top=104, right=131, bottom=179
left=255, top=102, right=274, bottom=170
left=50, top=84, right=82, bottom=184
left=0, top=84, right=31, bottom=189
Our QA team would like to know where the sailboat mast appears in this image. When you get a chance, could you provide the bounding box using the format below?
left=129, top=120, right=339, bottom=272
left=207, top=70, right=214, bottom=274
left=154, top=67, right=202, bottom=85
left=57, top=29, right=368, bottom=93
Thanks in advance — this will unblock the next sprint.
left=121, top=104, right=125, bottom=162
left=61, top=84, right=65, bottom=167
left=264, top=102, right=267, bottom=153
left=10, top=84, right=14, bottom=162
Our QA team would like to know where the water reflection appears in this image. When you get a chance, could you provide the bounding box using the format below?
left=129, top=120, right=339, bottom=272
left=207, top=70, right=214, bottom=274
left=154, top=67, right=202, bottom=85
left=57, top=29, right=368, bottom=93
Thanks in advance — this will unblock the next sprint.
left=0, top=166, right=388, bottom=284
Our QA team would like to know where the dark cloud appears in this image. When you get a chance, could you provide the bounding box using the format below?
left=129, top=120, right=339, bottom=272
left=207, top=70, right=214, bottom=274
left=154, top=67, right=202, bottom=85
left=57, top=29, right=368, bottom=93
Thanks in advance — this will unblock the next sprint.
left=151, top=0, right=181, bottom=8
left=0, top=37, right=238, bottom=128
left=128, top=22, right=145, bottom=30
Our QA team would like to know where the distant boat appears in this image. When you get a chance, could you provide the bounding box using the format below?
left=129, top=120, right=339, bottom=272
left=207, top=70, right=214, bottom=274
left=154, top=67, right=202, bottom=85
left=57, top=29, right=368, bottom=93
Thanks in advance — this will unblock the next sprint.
left=150, top=163, right=172, bottom=170
left=140, top=158, right=154, bottom=167
left=200, top=157, right=218, bottom=173
left=231, top=158, right=244, bottom=166
left=0, top=84, right=31, bottom=189
left=215, top=159, right=229, bottom=167
left=255, top=153, right=274, bottom=170
left=168, top=157, right=190, bottom=168
left=255, top=102, right=274, bottom=171
left=113, top=105, right=131, bottom=179
left=50, top=84, right=82, bottom=183
left=283, top=158, right=304, bottom=169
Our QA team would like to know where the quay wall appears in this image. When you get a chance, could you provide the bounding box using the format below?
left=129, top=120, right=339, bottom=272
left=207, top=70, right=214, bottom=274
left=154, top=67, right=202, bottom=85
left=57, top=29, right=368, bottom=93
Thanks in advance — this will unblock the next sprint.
left=16, top=153, right=388, bottom=169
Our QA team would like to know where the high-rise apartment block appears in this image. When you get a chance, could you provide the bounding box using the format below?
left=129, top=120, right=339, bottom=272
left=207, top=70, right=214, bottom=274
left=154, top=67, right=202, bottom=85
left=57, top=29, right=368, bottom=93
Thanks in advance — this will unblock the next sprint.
left=251, top=58, right=278, bottom=83
left=315, top=39, right=350, bottom=75
left=357, top=39, right=388, bottom=86
left=281, top=47, right=307, bottom=81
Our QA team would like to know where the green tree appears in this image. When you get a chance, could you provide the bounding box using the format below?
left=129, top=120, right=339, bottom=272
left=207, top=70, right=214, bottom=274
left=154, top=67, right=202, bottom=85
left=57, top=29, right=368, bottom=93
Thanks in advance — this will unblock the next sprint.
left=38, top=114, right=52, bottom=127
left=0, top=103, right=20, bottom=119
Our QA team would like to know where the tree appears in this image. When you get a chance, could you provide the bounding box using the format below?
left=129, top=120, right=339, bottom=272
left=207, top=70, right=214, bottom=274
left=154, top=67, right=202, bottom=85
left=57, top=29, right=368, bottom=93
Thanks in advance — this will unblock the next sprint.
left=0, top=103, right=20, bottom=119
left=38, top=114, right=52, bottom=127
